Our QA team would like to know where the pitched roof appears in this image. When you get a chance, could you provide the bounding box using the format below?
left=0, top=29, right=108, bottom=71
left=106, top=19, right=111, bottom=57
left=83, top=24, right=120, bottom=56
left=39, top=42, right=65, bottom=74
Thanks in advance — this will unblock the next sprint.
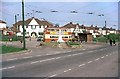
left=13, top=17, right=53, bottom=27
left=63, top=22, right=76, bottom=28
left=0, top=20, right=6, bottom=24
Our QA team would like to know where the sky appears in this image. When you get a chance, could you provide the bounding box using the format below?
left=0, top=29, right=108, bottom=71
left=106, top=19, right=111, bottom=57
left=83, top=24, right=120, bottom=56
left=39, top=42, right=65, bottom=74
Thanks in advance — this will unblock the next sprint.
left=0, top=0, right=119, bottom=29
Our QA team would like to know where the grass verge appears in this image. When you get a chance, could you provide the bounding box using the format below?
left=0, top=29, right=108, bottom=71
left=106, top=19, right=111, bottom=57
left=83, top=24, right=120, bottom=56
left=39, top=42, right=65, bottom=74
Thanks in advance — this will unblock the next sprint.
left=0, top=45, right=26, bottom=54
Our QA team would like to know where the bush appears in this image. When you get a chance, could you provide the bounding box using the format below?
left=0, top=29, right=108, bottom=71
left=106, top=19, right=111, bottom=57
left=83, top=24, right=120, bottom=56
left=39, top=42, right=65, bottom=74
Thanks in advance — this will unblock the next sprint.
left=93, top=36, right=107, bottom=42
left=1, top=35, right=21, bottom=41
left=67, top=42, right=80, bottom=45
left=93, top=34, right=120, bottom=42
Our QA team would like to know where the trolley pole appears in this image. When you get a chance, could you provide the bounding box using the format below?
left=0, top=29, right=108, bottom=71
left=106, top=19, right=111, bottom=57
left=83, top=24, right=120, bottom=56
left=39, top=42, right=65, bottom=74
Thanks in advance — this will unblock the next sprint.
left=22, top=0, right=26, bottom=49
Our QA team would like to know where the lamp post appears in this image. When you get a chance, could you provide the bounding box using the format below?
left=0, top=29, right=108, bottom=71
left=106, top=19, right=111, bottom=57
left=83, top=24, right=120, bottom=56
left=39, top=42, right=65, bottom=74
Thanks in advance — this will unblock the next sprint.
left=22, top=0, right=26, bottom=49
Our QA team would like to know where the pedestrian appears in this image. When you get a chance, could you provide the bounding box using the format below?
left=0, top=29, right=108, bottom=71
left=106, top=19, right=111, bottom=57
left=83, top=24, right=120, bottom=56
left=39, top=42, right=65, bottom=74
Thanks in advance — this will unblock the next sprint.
left=29, top=36, right=31, bottom=41
left=113, top=40, right=116, bottom=46
left=109, top=39, right=112, bottom=46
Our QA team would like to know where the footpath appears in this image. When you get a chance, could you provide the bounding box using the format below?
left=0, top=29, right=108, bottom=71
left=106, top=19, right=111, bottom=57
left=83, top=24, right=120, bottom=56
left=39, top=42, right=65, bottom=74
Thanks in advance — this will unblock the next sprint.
left=1, top=39, right=108, bottom=61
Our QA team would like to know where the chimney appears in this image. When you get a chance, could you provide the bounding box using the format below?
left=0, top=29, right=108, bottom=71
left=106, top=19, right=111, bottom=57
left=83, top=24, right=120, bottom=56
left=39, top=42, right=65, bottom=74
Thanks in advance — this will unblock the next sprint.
left=70, top=22, right=72, bottom=24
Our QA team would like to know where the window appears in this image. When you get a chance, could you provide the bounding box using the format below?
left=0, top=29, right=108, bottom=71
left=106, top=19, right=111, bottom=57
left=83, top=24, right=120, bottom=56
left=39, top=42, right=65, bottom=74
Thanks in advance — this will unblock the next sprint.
left=62, top=36, right=68, bottom=38
left=51, top=29, right=54, bottom=31
left=26, top=26, right=28, bottom=28
left=31, top=25, right=36, bottom=29
left=50, top=36, right=58, bottom=38
left=38, top=32, right=43, bottom=35
left=39, top=25, right=41, bottom=28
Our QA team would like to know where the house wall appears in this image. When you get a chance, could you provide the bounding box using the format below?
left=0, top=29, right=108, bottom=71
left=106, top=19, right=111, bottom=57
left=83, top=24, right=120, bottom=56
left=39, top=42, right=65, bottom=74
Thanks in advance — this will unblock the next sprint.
left=87, top=34, right=93, bottom=43
left=0, top=23, right=6, bottom=28
left=17, top=18, right=47, bottom=38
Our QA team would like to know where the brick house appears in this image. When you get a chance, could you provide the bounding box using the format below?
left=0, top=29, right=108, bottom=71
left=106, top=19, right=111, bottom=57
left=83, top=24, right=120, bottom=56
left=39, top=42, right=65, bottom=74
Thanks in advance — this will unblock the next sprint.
left=63, top=22, right=93, bottom=42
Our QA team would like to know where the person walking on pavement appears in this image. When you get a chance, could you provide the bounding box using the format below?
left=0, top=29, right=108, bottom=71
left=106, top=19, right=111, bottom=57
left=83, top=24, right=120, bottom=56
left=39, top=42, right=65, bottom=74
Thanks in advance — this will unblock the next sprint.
left=109, top=39, right=112, bottom=46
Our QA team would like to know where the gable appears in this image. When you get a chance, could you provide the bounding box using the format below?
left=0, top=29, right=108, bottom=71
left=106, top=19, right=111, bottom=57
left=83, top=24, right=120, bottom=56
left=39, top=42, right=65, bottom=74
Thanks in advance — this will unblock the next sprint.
left=28, top=18, right=39, bottom=25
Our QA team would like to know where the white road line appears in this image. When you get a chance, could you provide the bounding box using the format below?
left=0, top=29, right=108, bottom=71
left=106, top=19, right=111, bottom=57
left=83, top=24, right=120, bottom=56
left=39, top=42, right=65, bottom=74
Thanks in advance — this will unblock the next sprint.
left=7, top=58, right=18, bottom=61
left=63, top=69, right=72, bottom=72
left=94, top=58, right=100, bottom=61
left=54, top=52, right=60, bottom=54
left=87, top=61, right=93, bottom=64
left=35, top=55, right=42, bottom=57
left=100, top=49, right=104, bottom=51
left=72, top=54, right=78, bottom=56
left=0, top=66, right=15, bottom=71
left=101, top=56, right=105, bottom=59
left=23, top=56, right=33, bottom=59
left=88, top=51, right=93, bottom=53
left=83, top=49, right=86, bottom=50
left=55, top=57, right=61, bottom=59
left=7, top=66, right=15, bottom=69
left=110, top=53, right=112, bottom=55
left=67, top=55, right=72, bottom=56
left=79, top=64, right=86, bottom=67
left=67, top=51, right=71, bottom=52
left=49, top=74, right=57, bottom=77
left=106, top=55, right=109, bottom=56
left=46, top=54, right=51, bottom=55
left=31, top=61, right=39, bottom=64
left=39, top=58, right=56, bottom=62
left=78, top=53, right=83, bottom=54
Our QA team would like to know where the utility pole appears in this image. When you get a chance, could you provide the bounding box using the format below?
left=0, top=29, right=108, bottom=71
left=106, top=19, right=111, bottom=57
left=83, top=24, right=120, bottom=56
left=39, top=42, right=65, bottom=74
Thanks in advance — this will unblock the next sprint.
left=15, top=15, right=17, bottom=29
left=105, top=20, right=107, bottom=35
left=22, top=0, right=26, bottom=49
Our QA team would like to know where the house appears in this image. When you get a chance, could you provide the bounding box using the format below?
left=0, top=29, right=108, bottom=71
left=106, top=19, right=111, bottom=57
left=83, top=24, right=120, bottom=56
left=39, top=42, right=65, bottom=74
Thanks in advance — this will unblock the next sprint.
left=13, top=17, right=53, bottom=39
left=63, top=22, right=93, bottom=42
left=45, top=27, right=72, bottom=42
left=0, top=20, right=8, bottom=35
left=86, top=25, right=101, bottom=38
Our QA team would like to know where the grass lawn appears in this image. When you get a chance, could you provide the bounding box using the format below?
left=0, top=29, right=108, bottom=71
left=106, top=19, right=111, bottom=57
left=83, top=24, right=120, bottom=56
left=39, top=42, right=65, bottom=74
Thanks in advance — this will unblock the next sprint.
left=1, top=45, right=25, bottom=54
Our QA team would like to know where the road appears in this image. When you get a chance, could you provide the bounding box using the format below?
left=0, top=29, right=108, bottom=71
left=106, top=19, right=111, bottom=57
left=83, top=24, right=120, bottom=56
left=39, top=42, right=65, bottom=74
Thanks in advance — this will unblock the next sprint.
left=1, top=44, right=118, bottom=78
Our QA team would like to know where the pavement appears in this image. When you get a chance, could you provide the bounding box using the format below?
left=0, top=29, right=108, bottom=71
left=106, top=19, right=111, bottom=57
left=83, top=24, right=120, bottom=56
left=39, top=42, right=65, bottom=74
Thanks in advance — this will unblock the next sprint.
left=1, top=38, right=107, bottom=61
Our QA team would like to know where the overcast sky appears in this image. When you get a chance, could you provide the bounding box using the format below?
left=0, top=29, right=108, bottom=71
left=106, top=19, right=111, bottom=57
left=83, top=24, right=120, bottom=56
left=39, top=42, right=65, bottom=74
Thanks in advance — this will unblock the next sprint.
left=1, top=0, right=119, bottom=29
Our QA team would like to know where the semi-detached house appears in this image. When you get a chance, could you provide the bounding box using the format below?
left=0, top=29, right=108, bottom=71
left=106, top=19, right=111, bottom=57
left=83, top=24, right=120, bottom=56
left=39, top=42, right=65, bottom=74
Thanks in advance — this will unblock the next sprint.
left=13, top=17, right=53, bottom=39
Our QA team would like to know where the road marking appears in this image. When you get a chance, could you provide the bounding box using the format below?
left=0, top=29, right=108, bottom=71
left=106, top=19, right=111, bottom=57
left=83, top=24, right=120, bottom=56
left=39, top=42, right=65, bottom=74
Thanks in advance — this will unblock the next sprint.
left=54, top=52, right=60, bottom=54
left=89, top=51, right=93, bottom=53
left=63, top=69, right=72, bottom=72
left=31, top=61, right=39, bottom=64
left=78, top=53, right=83, bottom=54
left=100, top=49, right=104, bottom=51
left=35, top=55, right=42, bottom=57
left=55, top=57, right=61, bottom=59
left=79, top=64, right=86, bottom=67
left=72, top=54, right=79, bottom=56
left=46, top=54, right=51, bottom=55
left=94, top=58, right=100, bottom=61
left=7, top=58, right=18, bottom=61
left=23, top=56, right=33, bottom=59
left=0, top=66, right=15, bottom=71
left=87, top=61, right=93, bottom=64
left=49, top=74, right=57, bottom=77
left=67, top=55, right=72, bottom=56
left=101, top=56, right=105, bottom=59
left=39, top=58, right=56, bottom=62
left=106, top=55, right=109, bottom=56
left=83, top=49, right=86, bottom=50
left=67, top=51, right=71, bottom=52
left=110, top=53, right=112, bottom=55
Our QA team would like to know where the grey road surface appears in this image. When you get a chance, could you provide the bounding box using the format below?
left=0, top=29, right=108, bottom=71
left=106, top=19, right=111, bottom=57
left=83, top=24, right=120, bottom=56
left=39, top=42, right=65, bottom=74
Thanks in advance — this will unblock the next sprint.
left=2, top=45, right=118, bottom=78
